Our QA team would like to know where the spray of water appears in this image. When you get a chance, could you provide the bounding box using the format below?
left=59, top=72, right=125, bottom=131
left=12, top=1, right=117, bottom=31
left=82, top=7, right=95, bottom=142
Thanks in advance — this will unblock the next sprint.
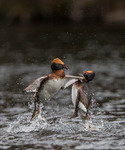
left=6, top=103, right=48, bottom=133
left=6, top=97, right=105, bottom=133
left=81, top=118, right=104, bottom=131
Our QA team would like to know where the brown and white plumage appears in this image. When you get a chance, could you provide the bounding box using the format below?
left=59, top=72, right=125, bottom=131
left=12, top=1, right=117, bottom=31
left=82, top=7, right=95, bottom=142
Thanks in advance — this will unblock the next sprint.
left=24, top=58, right=85, bottom=120
left=72, top=80, right=91, bottom=119
left=24, top=75, right=84, bottom=93
left=24, top=76, right=48, bottom=93
left=24, top=58, right=67, bottom=120
left=71, top=71, right=95, bottom=120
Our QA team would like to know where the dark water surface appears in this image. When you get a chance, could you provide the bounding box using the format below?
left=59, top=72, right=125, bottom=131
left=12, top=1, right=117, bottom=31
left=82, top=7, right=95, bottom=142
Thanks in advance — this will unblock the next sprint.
left=0, top=24, right=125, bottom=149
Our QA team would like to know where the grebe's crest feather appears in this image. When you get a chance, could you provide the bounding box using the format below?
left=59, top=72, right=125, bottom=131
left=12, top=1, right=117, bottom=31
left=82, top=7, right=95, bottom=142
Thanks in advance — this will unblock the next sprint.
left=83, top=70, right=94, bottom=74
left=52, top=58, right=64, bottom=65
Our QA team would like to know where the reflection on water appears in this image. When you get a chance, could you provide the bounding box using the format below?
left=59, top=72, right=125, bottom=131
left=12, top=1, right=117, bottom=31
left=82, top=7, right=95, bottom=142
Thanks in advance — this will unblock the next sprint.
left=0, top=24, right=125, bottom=149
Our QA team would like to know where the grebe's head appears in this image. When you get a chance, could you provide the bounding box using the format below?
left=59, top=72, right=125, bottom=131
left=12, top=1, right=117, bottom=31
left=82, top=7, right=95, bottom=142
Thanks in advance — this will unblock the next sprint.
left=83, top=70, right=95, bottom=82
left=51, top=58, right=68, bottom=71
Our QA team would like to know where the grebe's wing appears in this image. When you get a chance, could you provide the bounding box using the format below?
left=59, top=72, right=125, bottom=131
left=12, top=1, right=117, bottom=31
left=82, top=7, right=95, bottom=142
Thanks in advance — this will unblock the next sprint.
left=63, top=75, right=84, bottom=89
left=24, top=76, right=48, bottom=92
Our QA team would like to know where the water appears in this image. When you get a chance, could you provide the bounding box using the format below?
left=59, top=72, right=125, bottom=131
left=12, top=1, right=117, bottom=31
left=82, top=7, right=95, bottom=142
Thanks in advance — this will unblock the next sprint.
left=0, top=24, right=125, bottom=149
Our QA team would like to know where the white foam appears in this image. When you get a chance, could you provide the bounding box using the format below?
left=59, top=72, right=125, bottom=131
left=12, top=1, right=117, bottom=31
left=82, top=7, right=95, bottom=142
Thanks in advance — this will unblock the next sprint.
left=81, top=118, right=104, bottom=131
left=6, top=104, right=48, bottom=133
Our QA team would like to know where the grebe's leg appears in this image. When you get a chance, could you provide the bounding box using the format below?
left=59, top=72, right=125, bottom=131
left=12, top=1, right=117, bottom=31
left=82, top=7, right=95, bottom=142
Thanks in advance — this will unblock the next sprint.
left=31, top=92, right=40, bottom=120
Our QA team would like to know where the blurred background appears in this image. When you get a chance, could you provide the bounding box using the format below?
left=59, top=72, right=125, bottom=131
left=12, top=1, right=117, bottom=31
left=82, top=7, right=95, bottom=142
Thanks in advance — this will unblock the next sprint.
left=0, top=1, right=125, bottom=150
left=0, top=0, right=125, bottom=24
left=0, top=0, right=125, bottom=63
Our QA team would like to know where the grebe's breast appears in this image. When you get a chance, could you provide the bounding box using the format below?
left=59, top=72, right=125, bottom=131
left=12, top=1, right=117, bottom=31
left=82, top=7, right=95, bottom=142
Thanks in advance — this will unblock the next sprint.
left=40, top=78, right=65, bottom=100
left=71, top=84, right=78, bottom=107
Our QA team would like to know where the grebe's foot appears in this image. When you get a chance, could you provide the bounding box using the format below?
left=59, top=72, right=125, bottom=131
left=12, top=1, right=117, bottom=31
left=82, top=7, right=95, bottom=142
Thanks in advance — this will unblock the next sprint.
left=31, top=109, right=39, bottom=121
left=85, top=114, right=90, bottom=120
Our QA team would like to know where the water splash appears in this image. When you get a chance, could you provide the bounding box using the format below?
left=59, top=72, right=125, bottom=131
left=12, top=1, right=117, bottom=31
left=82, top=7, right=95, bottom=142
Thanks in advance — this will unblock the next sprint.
left=81, top=118, right=104, bottom=131
left=5, top=101, right=104, bottom=133
left=6, top=104, right=48, bottom=133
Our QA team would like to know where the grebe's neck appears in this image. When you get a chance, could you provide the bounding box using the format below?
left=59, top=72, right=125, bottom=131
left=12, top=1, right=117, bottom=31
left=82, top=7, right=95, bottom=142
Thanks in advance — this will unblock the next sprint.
left=53, top=69, right=65, bottom=78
